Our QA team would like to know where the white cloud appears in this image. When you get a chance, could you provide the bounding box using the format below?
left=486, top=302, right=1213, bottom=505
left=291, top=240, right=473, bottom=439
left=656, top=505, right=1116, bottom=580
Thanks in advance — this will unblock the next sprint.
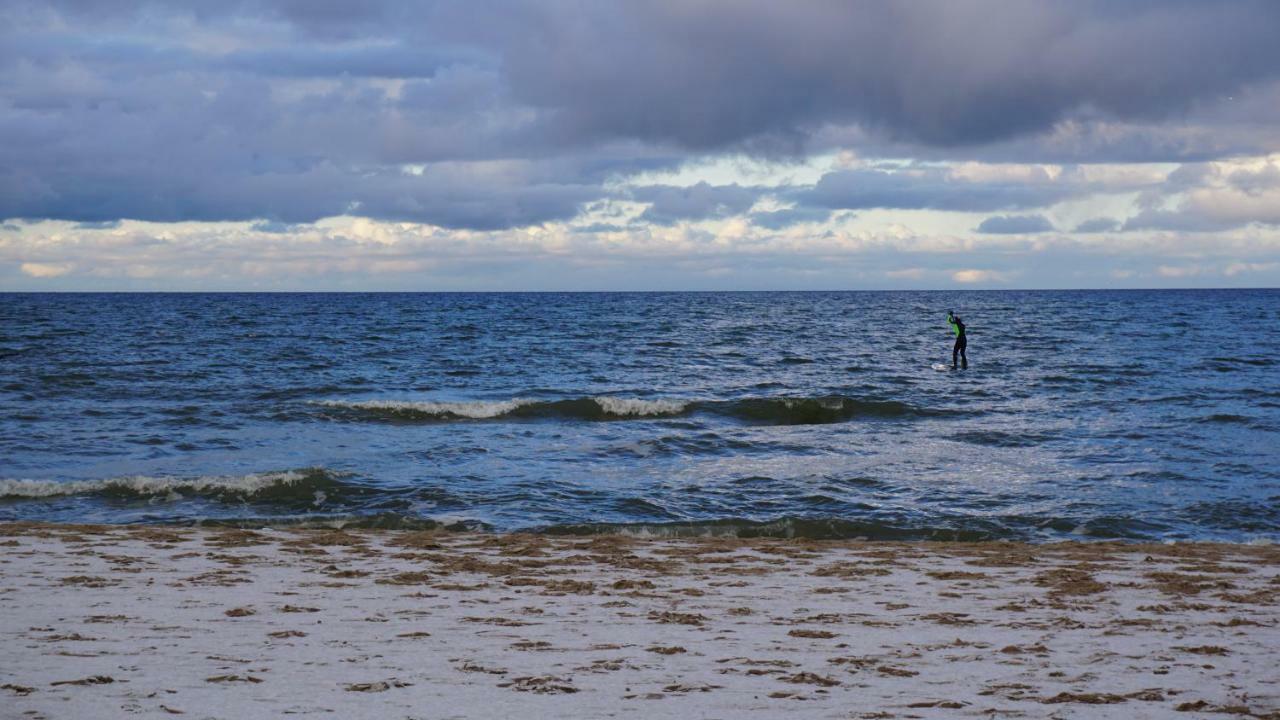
left=6, top=151, right=1280, bottom=290
left=19, top=262, right=72, bottom=278
left=1224, top=261, right=1277, bottom=277
left=1125, top=154, right=1280, bottom=231
left=951, top=269, right=1009, bottom=284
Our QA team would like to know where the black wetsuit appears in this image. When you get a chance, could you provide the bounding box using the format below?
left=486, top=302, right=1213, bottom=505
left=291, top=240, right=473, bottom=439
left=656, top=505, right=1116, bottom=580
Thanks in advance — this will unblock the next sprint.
left=950, top=316, right=968, bottom=370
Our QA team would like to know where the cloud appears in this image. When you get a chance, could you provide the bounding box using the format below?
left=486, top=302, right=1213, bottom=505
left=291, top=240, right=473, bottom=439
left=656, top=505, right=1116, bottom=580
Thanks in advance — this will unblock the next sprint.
left=493, top=1, right=1280, bottom=148
left=951, top=269, right=1010, bottom=284
left=631, top=182, right=760, bottom=225
left=800, top=167, right=1073, bottom=212
left=1224, top=261, right=1277, bottom=276
left=5, top=215, right=1280, bottom=290
left=3, top=1, right=1280, bottom=232
left=1073, top=217, right=1120, bottom=233
left=748, top=206, right=832, bottom=229
left=975, top=214, right=1055, bottom=234
left=1122, top=154, right=1280, bottom=232
left=19, top=262, right=72, bottom=278
left=221, top=44, right=466, bottom=80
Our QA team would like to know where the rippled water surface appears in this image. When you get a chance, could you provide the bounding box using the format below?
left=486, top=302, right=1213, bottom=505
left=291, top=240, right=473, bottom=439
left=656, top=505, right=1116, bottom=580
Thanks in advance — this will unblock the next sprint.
left=2, top=291, right=1277, bottom=540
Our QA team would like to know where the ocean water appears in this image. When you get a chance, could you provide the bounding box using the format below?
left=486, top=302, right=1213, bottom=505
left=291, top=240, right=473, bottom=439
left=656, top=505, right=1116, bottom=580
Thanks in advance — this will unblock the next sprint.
left=1, top=290, right=1277, bottom=541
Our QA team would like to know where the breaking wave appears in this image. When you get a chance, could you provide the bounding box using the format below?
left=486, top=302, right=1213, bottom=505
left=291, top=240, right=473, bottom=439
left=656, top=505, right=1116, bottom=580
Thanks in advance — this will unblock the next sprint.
left=313, top=397, right=689, bottom=421
left=313, top=395, right=936, bottom=425
left=0, top=468, right=343, bottom=502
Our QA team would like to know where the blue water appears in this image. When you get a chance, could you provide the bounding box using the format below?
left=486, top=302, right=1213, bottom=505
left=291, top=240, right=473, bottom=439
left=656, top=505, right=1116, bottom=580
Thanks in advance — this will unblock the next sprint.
left=1, top=291, right=1277, bottom=541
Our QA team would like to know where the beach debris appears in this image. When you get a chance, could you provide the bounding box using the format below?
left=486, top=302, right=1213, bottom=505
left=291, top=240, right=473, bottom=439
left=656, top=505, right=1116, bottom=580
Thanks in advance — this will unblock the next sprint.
left=1176, top=645, right=1229, bottom=655
left=42, top=632, right=96, bottom=641
left=1040, top=691, right=1128, bottom=704
left=812, top=562, right=892, bottom=578
left=918, top=612, right=976, bottom=625
left=509, top=640, right=551, bottom=651
left=788, top=629, right=837, bottom=639
left=612, top=579, right=656, bottom=590
left=780, top=672, right=841, bottom=687
left=50, top=675, right=115, bottom=686
left=1146, top=571, right=1233, bottom=596
left=1033, top=565, right=1107, bottom=596
left=648, top=610, right=707, bottom=626
left=663, top=683, right=722, bottom=693
left=58, top=575, right=114, bottom=588
left=462, top=616, right=531, bottom=626
left=540, top=579, right=595, bottom=594
left=926, top=570, right=988, bottom=581
left=499, top=676, right=579, bottom=694
left=377, top=571, right=433, bottom=585
left=344, top=679, right=412, bottom=692
left=907, top=700, right=967, bottom=708
left=647, top=645, right=686, bottom=655
left=205, top=675, right=262, bottom=684
left=457, top=661, right=507, bottom=675
left=1, top=684, right=35, bottom=696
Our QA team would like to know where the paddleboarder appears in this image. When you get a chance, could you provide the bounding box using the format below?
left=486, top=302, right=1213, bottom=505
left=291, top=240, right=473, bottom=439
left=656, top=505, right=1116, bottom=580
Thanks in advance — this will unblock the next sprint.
left=948, top=310, right=968, bottom=370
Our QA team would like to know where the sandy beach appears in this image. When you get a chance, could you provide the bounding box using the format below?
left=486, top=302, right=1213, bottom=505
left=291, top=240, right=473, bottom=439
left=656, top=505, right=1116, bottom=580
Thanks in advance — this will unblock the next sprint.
left=0, top=523, right=1276, bottom=719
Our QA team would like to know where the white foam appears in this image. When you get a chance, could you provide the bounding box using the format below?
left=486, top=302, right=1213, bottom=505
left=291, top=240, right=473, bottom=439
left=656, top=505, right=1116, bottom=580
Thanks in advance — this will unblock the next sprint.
left=0, top=471, right=311, bottom=499
left=315, top=398, right=529, bottom=419
left=592, top=397, right=688, bottom=416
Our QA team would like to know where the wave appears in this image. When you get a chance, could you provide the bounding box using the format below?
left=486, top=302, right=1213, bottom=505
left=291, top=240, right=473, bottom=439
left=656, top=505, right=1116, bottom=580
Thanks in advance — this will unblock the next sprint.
left=0, top=468, right=343, bottom=503
left=194, top=513, right=491, bottom=532
left=313, top=395, right=935, bottom=425
left=191, top=515, right=1013, bottom=539
left=537, top=517, right=1010, bottom=541
left=314, top=397, right=689, bottom=421
left=710, top=397, right=924, bottom=424
left=536, top=513, right=1197, bottom=541
left=5, top=509, right=1268, bottom=542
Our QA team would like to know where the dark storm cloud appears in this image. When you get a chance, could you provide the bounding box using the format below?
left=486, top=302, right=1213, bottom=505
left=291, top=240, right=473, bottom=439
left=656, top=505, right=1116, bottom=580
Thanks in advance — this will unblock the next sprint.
left=222, top=45, right=468, bottom=79
left=631, top=183, right=760, bottom=225
left=799, top=168, right=1071, bottom=212
left=2, top=0, right=1279, bottom=227
left=749, top=207, right=833, bottom=230
left=492, top=0, right=1280, bottom=149
left=0, top=160, right=596, bottom=230
left=976, top=214, right=1055, bottom=234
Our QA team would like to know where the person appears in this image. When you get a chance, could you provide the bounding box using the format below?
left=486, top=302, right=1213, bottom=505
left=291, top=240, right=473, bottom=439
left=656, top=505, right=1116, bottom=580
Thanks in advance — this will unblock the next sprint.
left=947, top=310, right=968, bottom=370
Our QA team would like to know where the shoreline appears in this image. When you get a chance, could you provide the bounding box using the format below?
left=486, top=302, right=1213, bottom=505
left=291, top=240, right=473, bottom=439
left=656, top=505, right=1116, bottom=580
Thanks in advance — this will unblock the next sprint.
left=2, top=523, right=1277, bottom=718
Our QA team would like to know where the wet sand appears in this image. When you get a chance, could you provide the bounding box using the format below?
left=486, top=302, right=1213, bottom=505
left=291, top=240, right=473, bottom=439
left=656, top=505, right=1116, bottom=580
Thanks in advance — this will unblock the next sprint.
left=1, top=523, right=1277, bottom=719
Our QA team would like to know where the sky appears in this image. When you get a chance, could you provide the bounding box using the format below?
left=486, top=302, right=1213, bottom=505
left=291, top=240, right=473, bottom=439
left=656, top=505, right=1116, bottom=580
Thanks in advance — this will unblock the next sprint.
left=3, top=0, right=1280, bottom=291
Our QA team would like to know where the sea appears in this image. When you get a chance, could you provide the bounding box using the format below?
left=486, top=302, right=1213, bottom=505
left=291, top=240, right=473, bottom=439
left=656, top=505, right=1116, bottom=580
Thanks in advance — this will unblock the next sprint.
left=1, top=290, right=1277, bottom=542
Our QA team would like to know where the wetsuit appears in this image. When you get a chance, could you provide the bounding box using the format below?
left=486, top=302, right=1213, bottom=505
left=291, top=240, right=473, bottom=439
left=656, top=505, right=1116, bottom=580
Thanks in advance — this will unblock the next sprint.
left=949, top=314, right=968, bottom=370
